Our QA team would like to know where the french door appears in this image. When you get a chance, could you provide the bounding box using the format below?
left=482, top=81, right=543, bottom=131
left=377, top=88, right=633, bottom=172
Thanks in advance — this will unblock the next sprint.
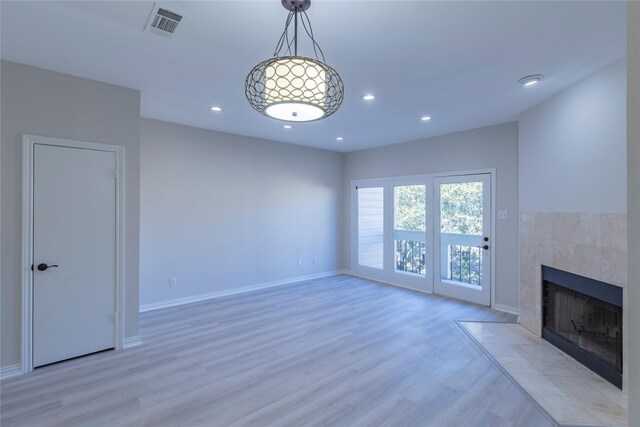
left=353, top=178, right=433, bottom=292
left=434, top=174, right=491, bottom=306
left=353, top=182, right=387, bottom=282
left=353, top=172, right=492, bottom=306
left=390, top=180, right=432, bottom=289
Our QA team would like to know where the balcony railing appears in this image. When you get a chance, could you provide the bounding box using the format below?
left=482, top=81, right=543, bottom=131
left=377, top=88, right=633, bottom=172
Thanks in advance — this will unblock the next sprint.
left=395, top=239, right=426, bottom=275
left=440, top=232, right=483, bottom=287
left=392, top=232, right=483, bottom=285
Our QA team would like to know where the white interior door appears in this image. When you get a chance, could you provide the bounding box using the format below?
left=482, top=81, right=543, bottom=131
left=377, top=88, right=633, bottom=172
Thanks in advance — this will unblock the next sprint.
left=33, top=143, right=117, bottom=367
left=434, top=174, right=491, bottom=306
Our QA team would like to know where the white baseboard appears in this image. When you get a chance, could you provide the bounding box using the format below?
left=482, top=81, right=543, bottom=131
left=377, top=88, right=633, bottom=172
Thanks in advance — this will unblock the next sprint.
left=493, top=303, right=520, bottom=316
left=344, top=271, right=520, bottom=316
left=0, top=363, right=22, bottom=380
left=123, top=335, right=143, bottom=349
left=140, top=270, right=344, bottom=313
left=343, top=271, right=435, bottom=295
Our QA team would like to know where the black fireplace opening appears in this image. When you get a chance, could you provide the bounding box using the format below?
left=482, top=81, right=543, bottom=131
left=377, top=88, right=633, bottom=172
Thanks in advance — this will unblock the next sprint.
left=542, top=266, right=623, bottom=389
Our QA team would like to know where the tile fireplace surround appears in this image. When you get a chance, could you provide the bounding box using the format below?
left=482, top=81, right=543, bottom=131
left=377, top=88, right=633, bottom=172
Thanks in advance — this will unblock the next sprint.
left=519, top=212, right=628, bottom=390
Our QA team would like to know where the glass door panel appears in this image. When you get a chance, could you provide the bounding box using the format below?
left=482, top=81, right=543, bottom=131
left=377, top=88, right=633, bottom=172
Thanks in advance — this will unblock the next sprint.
left=434, top=174, right=491, bottom=306
left=357, top=187, right=384, bottom=269
left=393, top=185, right=426, bottom=276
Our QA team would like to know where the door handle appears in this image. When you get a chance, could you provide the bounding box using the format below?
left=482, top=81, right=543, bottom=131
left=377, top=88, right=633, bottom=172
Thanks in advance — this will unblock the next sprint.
left=476, top=245, right=489, bottom=250
left=36, top=263, right=59, bottom=271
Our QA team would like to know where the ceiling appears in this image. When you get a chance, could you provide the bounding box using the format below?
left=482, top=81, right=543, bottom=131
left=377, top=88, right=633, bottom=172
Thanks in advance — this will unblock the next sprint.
left=0, top=1, right=627, bottom=152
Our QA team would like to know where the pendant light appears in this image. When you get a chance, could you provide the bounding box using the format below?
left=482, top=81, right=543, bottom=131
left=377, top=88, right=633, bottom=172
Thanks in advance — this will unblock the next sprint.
left=245, top=0, right=344, bottom=122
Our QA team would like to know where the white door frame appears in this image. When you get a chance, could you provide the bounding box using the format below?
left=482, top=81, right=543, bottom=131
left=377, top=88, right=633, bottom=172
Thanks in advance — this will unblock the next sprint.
left=21, top=135, right=125, bottom=373
left=351, top=168, right=497, bottom=308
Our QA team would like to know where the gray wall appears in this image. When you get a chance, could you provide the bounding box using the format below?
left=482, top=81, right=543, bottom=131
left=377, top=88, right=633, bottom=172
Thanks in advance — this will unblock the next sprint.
left=627, top=1, right=640, bottom=423
left=343, top=122, right=520, bottom=310
left=518, top=60, right=627, bottom=213
left=139, top=119, right=344, bottom=307
left=0, top=61, right=141, bottom=368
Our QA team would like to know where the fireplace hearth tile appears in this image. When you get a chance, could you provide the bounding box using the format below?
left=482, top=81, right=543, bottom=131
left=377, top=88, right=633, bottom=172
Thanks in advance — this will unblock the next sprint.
left=460, top=322, right=628, bottom=427
left=532, top=395, right=600, bottom=425
left=494, top=355, right=539, bottom=374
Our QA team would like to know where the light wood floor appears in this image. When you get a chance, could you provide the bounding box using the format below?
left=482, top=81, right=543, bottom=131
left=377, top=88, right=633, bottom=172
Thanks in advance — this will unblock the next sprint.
left=1, top=275, right=554, bottom=426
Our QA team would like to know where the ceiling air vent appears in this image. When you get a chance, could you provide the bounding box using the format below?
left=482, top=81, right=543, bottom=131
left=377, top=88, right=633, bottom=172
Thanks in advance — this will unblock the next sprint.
left=145, top=4, right=182, bottom=38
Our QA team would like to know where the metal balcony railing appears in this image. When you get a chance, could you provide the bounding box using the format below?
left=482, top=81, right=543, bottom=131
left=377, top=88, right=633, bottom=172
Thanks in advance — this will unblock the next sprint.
left=440, top=232, right=483, bottom=286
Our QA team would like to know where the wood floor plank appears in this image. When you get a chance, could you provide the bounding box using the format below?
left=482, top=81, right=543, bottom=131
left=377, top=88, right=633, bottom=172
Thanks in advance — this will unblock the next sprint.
left=1, top=275, right=553, bottom=426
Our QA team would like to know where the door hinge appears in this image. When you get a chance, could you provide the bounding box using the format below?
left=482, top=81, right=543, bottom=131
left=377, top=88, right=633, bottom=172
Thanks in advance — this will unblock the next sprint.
left=114, top=312, right=118, bottom=323
left=114, top=169, right=119, bottom=180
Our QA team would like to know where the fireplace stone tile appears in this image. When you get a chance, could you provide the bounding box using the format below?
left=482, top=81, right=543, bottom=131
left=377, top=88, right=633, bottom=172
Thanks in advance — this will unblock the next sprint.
left=552, top=212, right=577, bottom=243
left=460, top=322, right=629, bottom=426
left=519, top=212, right=535, bottom=236
left=519, top=234, right=536, bottom=266
left=602, top=213, right=627, bottom=251
left=602, top=247, right=628, bottom=287
left=552, top=240, right=575, bottom=272
left=519, top=260, right=535, bottom=286
left=519, top=211, right=628, bottom=390
left=574, top=243, right=602, bottom=281
left=575, top=212, right=602, bottom=246
left=534, top=212, right=553, bottom=239
left=535, top=237, right=553, bottom=265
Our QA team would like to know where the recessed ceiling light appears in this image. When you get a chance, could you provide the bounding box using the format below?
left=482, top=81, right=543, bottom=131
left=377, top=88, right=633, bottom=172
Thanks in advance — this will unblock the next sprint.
left=336, top=137, right=344, bottom=141
left=283, top=125, right=292, bottom=129
left=210, top=106, right=223, bottom=112
left=421, top=115, right=432, bottom=121
left=362, top=94, right=375, bottom=101
left=519, top=74, right=544, bottom=87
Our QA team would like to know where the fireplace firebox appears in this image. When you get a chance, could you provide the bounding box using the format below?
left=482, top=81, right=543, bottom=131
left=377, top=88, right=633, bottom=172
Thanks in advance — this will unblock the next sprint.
left=542, top=266, right=623, bottom=389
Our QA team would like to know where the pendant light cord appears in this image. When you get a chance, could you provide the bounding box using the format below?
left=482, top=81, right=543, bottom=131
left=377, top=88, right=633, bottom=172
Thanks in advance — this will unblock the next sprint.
left=294, top=9, right=298, bottom=56
left=272, top=7, right=327, bottom=63
left=300, top=10, right=326, bottom=64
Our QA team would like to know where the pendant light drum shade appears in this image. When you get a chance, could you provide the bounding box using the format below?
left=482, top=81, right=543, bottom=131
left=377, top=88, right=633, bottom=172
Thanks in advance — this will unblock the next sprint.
left=245, top=56, right=343, bottom=122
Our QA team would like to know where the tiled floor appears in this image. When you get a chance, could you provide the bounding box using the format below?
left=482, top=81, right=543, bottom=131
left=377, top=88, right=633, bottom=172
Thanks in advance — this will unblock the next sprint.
left=460, top=321, right=628, bottom=427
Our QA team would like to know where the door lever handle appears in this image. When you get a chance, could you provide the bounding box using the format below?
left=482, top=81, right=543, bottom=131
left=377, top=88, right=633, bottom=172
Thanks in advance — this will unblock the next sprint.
left=476, top=245, right=489, bottom=250
left=35, top=263, right=59, bottom=271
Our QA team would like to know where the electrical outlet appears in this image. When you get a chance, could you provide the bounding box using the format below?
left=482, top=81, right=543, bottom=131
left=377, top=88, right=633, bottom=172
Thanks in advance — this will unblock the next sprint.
left=297, top=258, right=302, bottom=266
left=498, top=210, right=509, bottom=220
left=170, top=277, right=177, bottom=287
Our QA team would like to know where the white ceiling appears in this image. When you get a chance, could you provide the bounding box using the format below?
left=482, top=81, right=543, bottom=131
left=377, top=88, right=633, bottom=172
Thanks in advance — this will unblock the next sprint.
left=0, top=1, right=627, bottom=152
